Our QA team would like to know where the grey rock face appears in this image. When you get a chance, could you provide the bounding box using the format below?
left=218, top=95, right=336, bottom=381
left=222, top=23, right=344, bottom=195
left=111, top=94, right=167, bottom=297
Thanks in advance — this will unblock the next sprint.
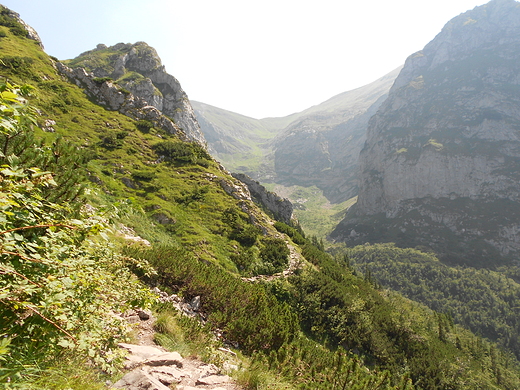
left=68, top=42, right=205, bottom=144
left=273, top=89, right=392, bottom=203
left=231, top=173, right=294, bottom=224
left=332, top=0, right=520, bottom=263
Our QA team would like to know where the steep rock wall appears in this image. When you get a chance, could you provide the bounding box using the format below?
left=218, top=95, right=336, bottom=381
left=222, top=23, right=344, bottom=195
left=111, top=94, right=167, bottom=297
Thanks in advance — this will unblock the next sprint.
left=332, top=0, right=520, bottom=264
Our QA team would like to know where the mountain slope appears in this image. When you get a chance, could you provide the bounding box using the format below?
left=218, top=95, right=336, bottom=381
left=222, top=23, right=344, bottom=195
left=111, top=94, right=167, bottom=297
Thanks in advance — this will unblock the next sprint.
left=332, top=0, right=520, bottom=265
left=194, top=66, right=401, bottom=205
left=273, top=67, right=401, bottom=203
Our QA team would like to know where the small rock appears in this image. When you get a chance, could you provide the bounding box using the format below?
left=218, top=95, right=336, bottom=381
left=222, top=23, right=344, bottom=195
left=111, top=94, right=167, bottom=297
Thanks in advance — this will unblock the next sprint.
left=195, top=374, right=231, bottom=386
left=196, top=363, right=220, bottom=378
left=125, top=315, right=141, bottom=324
left=223, top=362, right=239, bottom=372
left=144, top=352, right=183, bottom=368
left=137, top=310, right=150, bottom=320
left=118, top=343, right=165, bottom=360
left=190, top=296, right=201, bottom=311
left=218, top=347, right=237, bottom=356
left=112, top=368, right=170, bottom=390
left=145, top=365, right=184, bottom=385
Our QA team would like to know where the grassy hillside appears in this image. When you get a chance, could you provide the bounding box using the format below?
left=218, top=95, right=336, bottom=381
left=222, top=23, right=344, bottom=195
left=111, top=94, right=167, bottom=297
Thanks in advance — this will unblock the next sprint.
left=2, top=7, right=520, bottom=390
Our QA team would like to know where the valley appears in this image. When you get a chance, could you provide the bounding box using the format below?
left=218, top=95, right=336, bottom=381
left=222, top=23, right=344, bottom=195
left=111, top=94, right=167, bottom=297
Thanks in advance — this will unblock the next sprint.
left=1, top=1, right=520, bottom=389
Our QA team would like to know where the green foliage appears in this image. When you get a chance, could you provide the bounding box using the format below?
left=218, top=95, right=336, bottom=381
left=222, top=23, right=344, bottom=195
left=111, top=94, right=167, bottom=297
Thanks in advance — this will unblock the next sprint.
left=258, top=237, right=290, bottom=274
left=224, top=207, right=262, bottom=247
left=131, top=169, right=155, bottom=182
left=274, top=221, right=306, bottom=245
left=0, top=83, right=155, bottom=382
left=177, top=184, right=210, bottom=205
left=0, top=56, right=34, bottom=75
left=153, top=139, right=211, bottom=165
left=0, top=7, right=27, bottom=38
left=347, top=243, right=520, bottom=359
left=135, top=119, right=154, bottom=133
left=153, top=303, right=219, bottom=361
left=100, top=132, right=124, bottom=149
left=126, top=244, right=298, bottom=353
left=92, top=76, right=112, bottom=84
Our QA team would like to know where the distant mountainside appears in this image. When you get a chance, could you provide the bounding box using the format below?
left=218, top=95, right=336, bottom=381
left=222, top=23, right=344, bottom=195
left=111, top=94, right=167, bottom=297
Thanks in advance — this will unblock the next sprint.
left=331, top=0, right=520, bottom=265
left=193, top=66, right=401, bottom=203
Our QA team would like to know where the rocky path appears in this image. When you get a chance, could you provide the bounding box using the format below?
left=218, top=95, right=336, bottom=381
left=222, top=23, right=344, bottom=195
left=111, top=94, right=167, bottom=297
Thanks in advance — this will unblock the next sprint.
left=111, top=310, right=242, bottom=390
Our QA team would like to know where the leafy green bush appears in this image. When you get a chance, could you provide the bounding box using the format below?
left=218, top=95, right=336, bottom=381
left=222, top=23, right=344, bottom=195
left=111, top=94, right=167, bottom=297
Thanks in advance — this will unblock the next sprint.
left=8, top=25, right=26, bottom=36
left=0, top=7, right=27, bottom=37
left=131, top=169, right=156, bottom=182
left=125, top=244, right=297, bottom=353
left=274, top=221, right=306, bottom=245
left=100, top=132, right=123, bottom=149
left=92, top=76, right=112, bottom=84
left=258, top=237, right=290, bottom=274
left=0, top=83, right=155, bottom=380
left=0, top=56, right=34, bottom=73
left=229, top=224, right=261, bottom=247
left=153, top=139, right=211, bottom=165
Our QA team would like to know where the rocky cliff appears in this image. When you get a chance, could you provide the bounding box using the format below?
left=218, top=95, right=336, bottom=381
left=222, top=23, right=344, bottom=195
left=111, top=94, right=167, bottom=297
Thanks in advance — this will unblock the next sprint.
left=331, top=0, right=520, bottom=264
left=66, top=42, right=205, bottom=144
left=231, top=173, right=293, bottom=224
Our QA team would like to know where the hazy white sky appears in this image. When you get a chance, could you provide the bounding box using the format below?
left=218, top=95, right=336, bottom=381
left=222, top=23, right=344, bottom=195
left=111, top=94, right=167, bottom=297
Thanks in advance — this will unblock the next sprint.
left=2, top=0, right=489, bottom=118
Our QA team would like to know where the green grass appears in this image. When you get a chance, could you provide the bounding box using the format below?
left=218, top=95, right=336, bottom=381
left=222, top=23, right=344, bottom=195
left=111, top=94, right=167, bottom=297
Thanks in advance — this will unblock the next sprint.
left=265, top=183, right=356, bottom=239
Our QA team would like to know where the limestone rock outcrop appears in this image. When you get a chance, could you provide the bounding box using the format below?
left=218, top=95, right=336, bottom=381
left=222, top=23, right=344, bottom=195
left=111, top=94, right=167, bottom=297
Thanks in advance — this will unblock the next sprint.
left=66, top=42, right=205, bottom=144
left=231, top=172, right=293, bottom=223
left=56, top=62, right=190, bottom=141
left=332, top=0, right=520, bottom=264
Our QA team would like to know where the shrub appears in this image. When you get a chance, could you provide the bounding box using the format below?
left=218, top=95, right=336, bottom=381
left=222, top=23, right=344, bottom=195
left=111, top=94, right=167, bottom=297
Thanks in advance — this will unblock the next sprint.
left=0, top=56, right=34, bottom=71
left=0, top=83, right=155, bottom=377
left=153, top=139, right=210, bottom=166
left=9, top=25, right=26, bottom=36
left=92, top=76, right=112, bottom=84
left=229, top=224, right=262, bottom=247
left=274, top=221, right=306, bottom=245
left=100, top=133, right=123, bottom=149
left=132, top=170, right=155, bottom=182
left=258, top=237, right=290, bottom=274
left=135, top=119, right=154, bottom=133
